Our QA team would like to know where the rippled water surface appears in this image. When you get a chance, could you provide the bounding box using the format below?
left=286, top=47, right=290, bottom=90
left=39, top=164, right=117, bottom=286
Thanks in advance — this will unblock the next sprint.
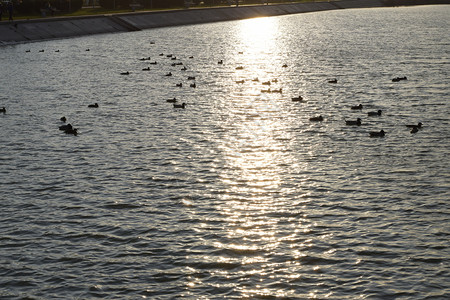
left=1, top=5, right=449, bottom=299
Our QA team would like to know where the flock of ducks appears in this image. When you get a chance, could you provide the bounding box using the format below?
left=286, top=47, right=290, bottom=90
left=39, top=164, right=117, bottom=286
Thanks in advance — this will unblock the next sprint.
left=3, top=48, right=423, bottom=139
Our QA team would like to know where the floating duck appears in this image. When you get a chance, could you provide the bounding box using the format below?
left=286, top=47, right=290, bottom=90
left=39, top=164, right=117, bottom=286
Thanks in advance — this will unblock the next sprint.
left=406, top=122, right=422, bottom=129
left=25, top=50, right=31, bottom=53
left=345, top=118, right=362, bottom=126
left=252, top=77, right=259, bottom=82
left=59, top=123, right=73, bottom=131
left=166, top=54, right=173, bottom=58
left=262, top=81, right=271, bottom=86
left=176, top=83, right=183, bottom=87
left=235, top=80, right=245, bottom=84
left=218, top=60, right=223, bottom=64
left=88, top=103, right=99, bottom=108
left=190, top=83, right=196, bottom=88
left=369, top=130, right=385, bottom=137
left=309, top=116, right=323, bottom=122
left=139, top=57, right=150, bottom=61
left=368, top=110, right=382, bottom=116
left=166, top=98, right=177, bottom=103
left=188, top=76, right=195, bottom=80
left=392, top=76, right=407, bottom=82
left=282, top=64, right=288, bottom=68
left=55, top=50, right=60, bottom=52
left=150, top=61, right=157, bottom=65
left=86, top=49, right=90, bottom=51
left=142, top=67, right=150, bottom=71
left=173, top=103, right=186, bottom=109
left=0, top=107, right=6, bottom=113
left=189, top=56, right=194, bottom=59
left=181, top=66, right=187, bottom=71
left=60, top=116, right=67, bottom=122
left=65, top=127, right=78, bottom=136
left=120, top=71, right=130, bottom=75
left=351, top=104, right=363, bottom=110
left=165, top=72, right=172, bottom=76
left=291, top=96, right=304, bottom=102
left=271, top=79, right=278, bottom=83
left=159, top=53, right=164, bottom=56
left=39, top=50, right=44, bottom=52
left=328, top=78, right=338, bottom=83
left=235, top=66, right=244, bottom=70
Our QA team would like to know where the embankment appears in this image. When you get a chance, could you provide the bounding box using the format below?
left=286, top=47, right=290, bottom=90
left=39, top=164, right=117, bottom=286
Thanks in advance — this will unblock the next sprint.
left=0, top=0, right=448, bottom=45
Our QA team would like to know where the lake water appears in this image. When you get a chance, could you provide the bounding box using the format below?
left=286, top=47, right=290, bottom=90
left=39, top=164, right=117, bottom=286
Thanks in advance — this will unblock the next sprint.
left=1, top=4, right=449, bottom=299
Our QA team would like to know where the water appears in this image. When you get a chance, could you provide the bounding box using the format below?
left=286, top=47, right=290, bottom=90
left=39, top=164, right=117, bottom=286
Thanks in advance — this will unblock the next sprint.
left=1, top=5, right=449, bottom=299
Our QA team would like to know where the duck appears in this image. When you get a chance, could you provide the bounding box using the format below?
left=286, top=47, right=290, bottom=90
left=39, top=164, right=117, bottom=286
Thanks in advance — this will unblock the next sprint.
left=351, top=104, right=363, bottom=110
left=271, top=78, right=278, bottom=83
left=392, top=76, right=407, bottom=82
left=190, top=83, right=196, bottom=88
left=166, top=54, right=173, bottom=58
left=173, top=103, right=186, bottom=109
left=120, top=71, right=130, bottom=75
left=406, top=122, right=422, bottom=129
left=262, top=81, right=271, bottom=86
left=235, top=80, right=245, bottom=84
left=166, top=98, right=177, bottom=103
left=165, top=72, right=172, bottom=76
left=252, top=77, right=259, bottom=82
left=369, top=129, right=385, bottom=137
left=139, top=57, right=150, bottom=61
left=410, top=127, right=419, bottom=134
left=39, top=50, right=44, bottom=52
left=291, top=96, right=304, bottom=102
left=25, top=50, right=31, bottom=53
left=218, top=60, right=223, bottom=64
left=60, top=116, right=67, bottom=122
left=309, top=116, right=323, bottom=122
left=88, top=103, right=99, bottom=108
left=159, top=53, right=164, bottom=56
left=189, top=56, right=194, bottom=59
left=235, top=66, right=244, bottom=70
left=85, top=49, right=90, bottom=51
left=150, top=61, right=157, bottom=65
left=272, top=88, right=282, bottom=94
left=282, top=64, right=288, bottom=68
left=368, top=110, right=382, bottom=116
left=55, top=50, right=60, bottom=52
left=181, top=66, right=187, bottom=71
left=176, top=83, right=183, bottom=87
left=142, top=67, right=150, bottom=71
left=345, top=118, right=362, bottom=126
left=188, top=76, right=195, bottom=80
left=0, top=107, right=6, bottom=113
left=328, top=78, right=337, bottom=83
left=59, top=123, right=72, bottom=131
left=65, top=127, right=78, bottom=136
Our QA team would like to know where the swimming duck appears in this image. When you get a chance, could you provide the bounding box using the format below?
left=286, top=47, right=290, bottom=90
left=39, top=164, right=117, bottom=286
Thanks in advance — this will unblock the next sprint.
left=291, top=96, right=304, bottom=102
left=142, top=67, right=150, bottom=71
left=235, top=66, right=244, bottom=70
left=55, top=50, right=60, bottom=52
left=235, top=80, right=245, bottom=84
left=86, top=49, right=90, bottom=51
left=368, top=110, right=382, bottom=116
left=189, top=56, right=194, bottom=59
left=345, top=118, right=362, bottom=126
left=309, top=116, right=323, bottom=122
left=139, top=57, right=150, bottom=61
left=181, top=66, right=187, bottom=71
left=271, top=78, right=278, bottom=83
left=59, top=123, right=72, bottom=131
left=150, top=61, right=157, bottom=65
left=188, top=76, right=195, bottom=80
left=176, top=83, right=183, bottom=87
left=351, top=104, right=363, bottom=110
left=282, top=64, right=288, bottom=68
left=165, top=72, right=172, bottom=76
left=406, top=122, right=422, bottom=129
left=369, top=129, right=385, bottom=137
left=166, top=98, right=177, bottom=103
left=60, top=116, right=67, bottom=122
left=120, top=71, right=130, bottom=75
left=262, top=81, right=271, bottom=86
left=328, top=78, right=338, bottom=83
left=173, top=103, right=186, bottom=109
left=39, top=50, right=44, bottom=52
left=25, top=50, right=31, bottom=53
left=190, top=83, right=196, bottom=88
left=272, top=88, right=282, bottom=94
left=65, top=127, right=78, bottom=136
left=159, top=53, right=164, bottom=56
left=0, top=107, right=6, bottom=113
left=166, top=54, right=173, bottom=58
left=252, top=77, right=259, bottom=82
left=88, top=103, right=99, bottom=108
left=218, top=60, right=223, bottom=64
left=392, top=76, right=407, bottom=82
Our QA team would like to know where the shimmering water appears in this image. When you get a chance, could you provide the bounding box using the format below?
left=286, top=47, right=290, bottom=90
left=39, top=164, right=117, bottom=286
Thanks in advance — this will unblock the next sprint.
left=1, top=5, right=449, bottom=299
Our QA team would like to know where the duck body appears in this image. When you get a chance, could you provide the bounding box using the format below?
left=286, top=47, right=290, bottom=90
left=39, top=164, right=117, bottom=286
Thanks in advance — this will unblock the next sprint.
left=291, top=96, right=304, bottom=102
left=60, top=116, right=67, bottom=122
left=0, top=107, right=6, bottom=113
left=368, top=110, right=382, bottom=116
left=345, top=118, right=362, bottom=126
left=369, top=130, right=385, bottom=137
left=88, top=103, right=99, bottom=108
left=392, top=76, right=407, bottom=82
left=59, top=123, right=72, bottom=131
left=65, top=127, right=78, bottom=136
left=351, top=104, right=363, bottom=110
left=142, top=67, right=150, bottom=71
left=328, top=78, right=337, bottom=83
left=166, top=98, right=177, bottom=103
left=173, top=103, right=186, bottom=109
left=309, top=116, right=323, bottom=122
left=120, top=71, right=130, bottom=75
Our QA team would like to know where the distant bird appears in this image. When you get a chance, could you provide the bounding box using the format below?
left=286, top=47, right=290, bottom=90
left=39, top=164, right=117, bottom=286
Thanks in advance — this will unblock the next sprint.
left=291, top=96, right=304, bottom=102
left=86, top=49, right=90, bottom=51
left=166, top=54, right=173, bottom=58
left=262, top=81, right=271, bottom=86
left=64, top=127, right=78, bottom=136
left=282, top=64, right=288, bottom=68
left=188, top=76, right=195, bottom=80
left=252, top=77, right=259, bottom=82
left=328, top=78, right=338, bottom=83
left=406, top=122, right=422, bottom=129
left=59, top=123, right=72, bottom=131
left=173, top=103, right=186, bottom=109
left=235, top=66, right=244, bottom=70
left=345, top=118, right=362, bottom=126
left=181, top=66, right=187, bottom=71
left=60, top=116, right=67, bottom=122
left=39, top=50, right=44, bottom=52
left=410, top=127, right=419, bottom=134
left=171, top=57, right=177, bottom=60
left=150, top=61, right=157, bottom=65
left=392, top=76, right=407, bottom=82
left=176, top=83, right=183, bottom=87
left=142, top=67, right=150, bottom=71
left=0, top=107, right=6, bottom=113
left=139, top=57, right=150, bottom=61
left=25, top=50, right=31, bottom=53
left=166, top=98, right=177, bottom=103
left=189, top=56, right=194, bottom=59
left=351, top=104, right=363, bottom=110
left=88, top=103, right=99, bottom=108
left=271, top=78, right=278, bottom=83
left=368, top=110, right=382, bottom=116
left=218, top=60, right=223, bottom=64
left=55, top=50, right=60, bottom=52
left=235, top=80, right=245, bottom=84
left=309, top=116, right=323, bottom=122
left=369, top=130, right=385, bottom=137
left=165, top=72, right=172, bottom=76
left=159, top=53, right=164, bottom=56
left=271, top=88, right=282, bottom=94
left=190, top=83, right=196, bottom=88
left=120, top=71, right=130, bottom=75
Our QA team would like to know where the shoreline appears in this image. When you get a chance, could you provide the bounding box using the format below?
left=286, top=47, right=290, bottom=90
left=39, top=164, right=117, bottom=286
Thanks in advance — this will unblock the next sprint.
left=1, top=0, right=449, bottom=45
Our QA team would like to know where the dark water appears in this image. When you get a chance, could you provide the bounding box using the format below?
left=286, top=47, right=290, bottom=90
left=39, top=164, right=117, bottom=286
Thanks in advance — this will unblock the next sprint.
left=1, top=5, right=449, bottom=299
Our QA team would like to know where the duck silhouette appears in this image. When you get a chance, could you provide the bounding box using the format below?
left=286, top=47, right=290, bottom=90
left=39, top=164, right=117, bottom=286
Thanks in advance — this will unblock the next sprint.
left=291, top=96, right=304, bottom=102
left=368, top=110, right=382, bottom=116
left=142, top=67, right=150, bottom=71
left=328, top=78, right=337, bottom=83
left=59, top=123, right=72, bottom=131
left=88, top=103, right=99, bottom=108
left=392, top=76, right=407, bottom=82
left=369, top=130, right=385, bottom=137
left=65, top=127, right=78, bottom=136
left=120, top=71, right=130, bottom=75
left=166, top=98, right=177, bottom=103
left=351, top=104, right=363, bottom=110
left=0, top=107, right=6, bottom=113
left=173, top=103, right=186, bottom=109
left=345, top=118, right=362, bottom=126
left=60, top=116, right=67, bottom=122
left=309, top=116, right=323, bottom=122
